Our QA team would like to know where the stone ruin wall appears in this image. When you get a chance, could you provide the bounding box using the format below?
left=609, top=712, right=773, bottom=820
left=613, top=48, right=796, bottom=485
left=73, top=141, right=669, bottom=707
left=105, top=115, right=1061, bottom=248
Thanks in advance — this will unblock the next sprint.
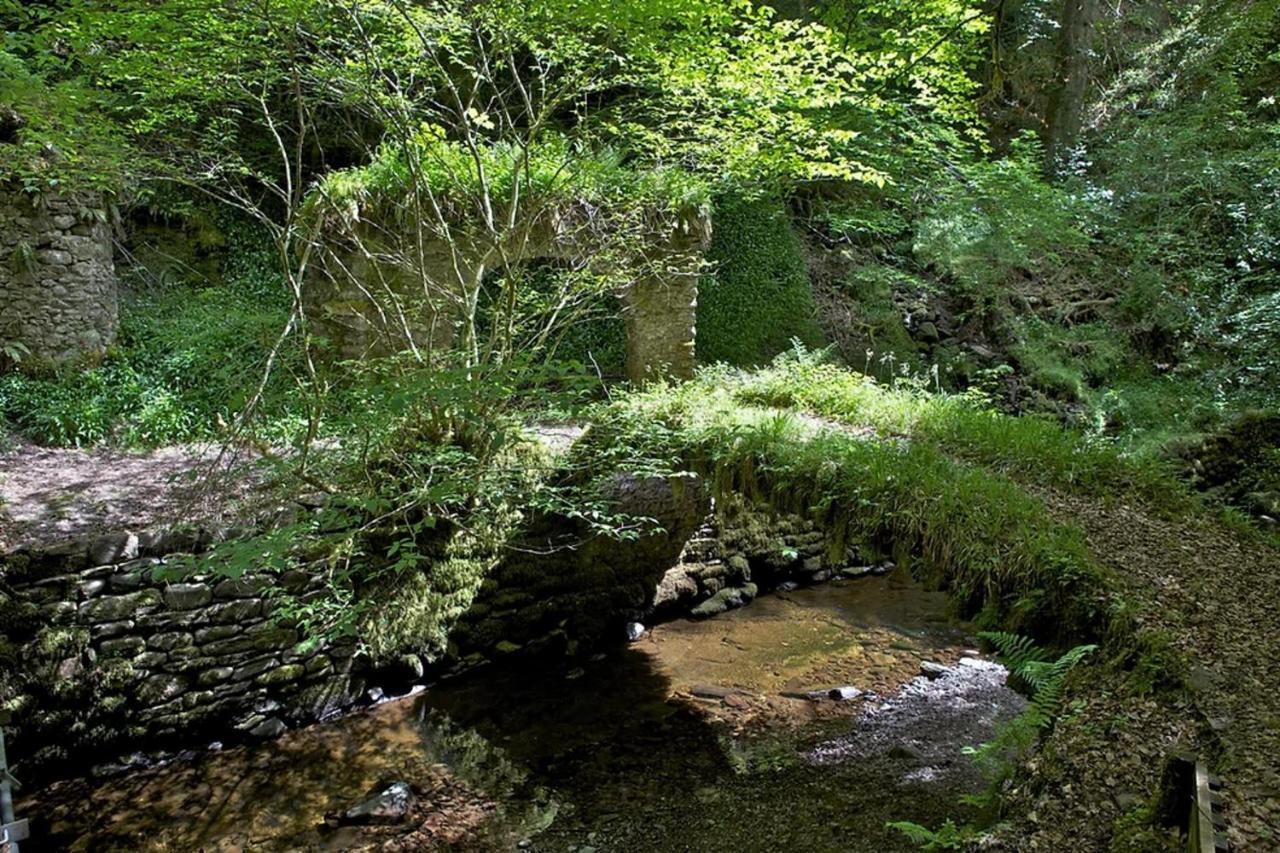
left=305, top=210, right=709, bottom=383
left=0, top=191, right=118, bottom=367
left=1, top=528, right=361, bottom=779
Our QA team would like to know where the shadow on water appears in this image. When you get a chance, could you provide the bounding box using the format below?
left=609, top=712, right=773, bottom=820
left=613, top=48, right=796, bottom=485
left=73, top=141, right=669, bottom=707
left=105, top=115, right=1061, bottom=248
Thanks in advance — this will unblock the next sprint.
left=21, top=576, right=1023, bottom=852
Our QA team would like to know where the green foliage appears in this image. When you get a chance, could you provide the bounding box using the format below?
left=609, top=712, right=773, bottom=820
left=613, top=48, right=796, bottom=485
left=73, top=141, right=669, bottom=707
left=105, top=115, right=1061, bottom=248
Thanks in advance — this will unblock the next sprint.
left=698, top=195, right=824, bottom=366
left=721, top=732, right=801, bottom=775
left=311, top=135, right=710, bottom=229
left=731, top=349, right=1187, bottom=508
left=173, top=358, right=644, bottom=660
left=829, top=263, right=923, bottom=380
left=0, top=6, right=129, bottom=193
left=1011, top=320, right=1126, bottom=405
left=885, top=819, right=975, bottom=851
left=584, top=354, right=1124, bottom=643
left=960, top=633, right=1095, bottom=799
left=0, top=219, right=299, bottom=447
left=979, top=631, right=1096, bottom=727
left=914, top=134, right=1092, bottom=312
left=814, top=0, right=990, bottom=129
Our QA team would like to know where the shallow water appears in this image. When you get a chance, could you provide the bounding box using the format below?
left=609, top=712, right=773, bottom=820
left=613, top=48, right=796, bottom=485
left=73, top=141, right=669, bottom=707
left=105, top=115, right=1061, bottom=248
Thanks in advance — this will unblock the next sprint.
left=20, top=573, right=1025, bottom=852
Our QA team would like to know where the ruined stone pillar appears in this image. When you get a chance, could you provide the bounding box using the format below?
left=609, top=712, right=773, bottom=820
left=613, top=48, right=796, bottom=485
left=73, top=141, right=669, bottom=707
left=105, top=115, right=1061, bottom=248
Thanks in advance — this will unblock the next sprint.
left=621, top=213, right=709, bottom=384
left=0, top=191, right=118, bottom=368
left=623, top=271, right=698, bottom=383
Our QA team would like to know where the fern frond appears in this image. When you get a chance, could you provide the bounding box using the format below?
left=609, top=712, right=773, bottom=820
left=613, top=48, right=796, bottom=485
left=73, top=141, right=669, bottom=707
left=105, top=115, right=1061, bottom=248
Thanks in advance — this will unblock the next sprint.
left=886, top=821, right=939, bottom=844
left=980, top=634, right=1096, bottom=728
left=977, top=630, right=1044, bottom=671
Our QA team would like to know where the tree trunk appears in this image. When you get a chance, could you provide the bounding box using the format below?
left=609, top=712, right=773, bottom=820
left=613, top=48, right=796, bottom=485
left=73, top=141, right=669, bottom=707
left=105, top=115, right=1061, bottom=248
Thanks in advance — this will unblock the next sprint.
left=1044, top=0, right=1098, bottom=175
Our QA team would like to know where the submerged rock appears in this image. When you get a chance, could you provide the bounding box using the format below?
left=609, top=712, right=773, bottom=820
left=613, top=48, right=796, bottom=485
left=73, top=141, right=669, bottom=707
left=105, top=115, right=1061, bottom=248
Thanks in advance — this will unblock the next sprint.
left=780, top=685, right=863, bottom=702
left=840, top=565, right=875, bottom=579
left=626, top=622, right=646, bottom=642
left=690, top=684, right=735, bottom=699
left=249, top=717, right=288, bottom=739
left=329, top=781, right=415, bottom=826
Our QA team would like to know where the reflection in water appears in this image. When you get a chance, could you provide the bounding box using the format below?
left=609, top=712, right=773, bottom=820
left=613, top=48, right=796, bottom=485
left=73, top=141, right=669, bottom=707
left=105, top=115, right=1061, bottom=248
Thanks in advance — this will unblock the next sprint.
left=21, top=575, right=1023, bottom=852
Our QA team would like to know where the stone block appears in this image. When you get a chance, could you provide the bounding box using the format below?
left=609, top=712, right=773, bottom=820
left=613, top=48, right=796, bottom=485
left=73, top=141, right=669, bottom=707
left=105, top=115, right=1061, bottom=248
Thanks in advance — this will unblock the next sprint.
left=89, top=533, right=139, bottom=565
left=138, top=674, right=189, bottom=706
left=163, top=583, right=212, bottom=611
left=197, top=667, right=235, bottom=686
left=194, top=624, right=242, bottom=644
left=256, top=664, right=305, bottom=687
left=213, top=576, right=273, bottom=599
left=91, top=620, right=135, bottom=640
left=99, top=636, right=146, bottom=657
left=79, top=589, right=160, bottom=622
left=78, top=578, right=107, bottom=599
left=134, top=651, right=169, bottom=669
left=195, top=635, right=256, bottom=656
left=37, top=248, right=72, bottom=265
left=182, top=690, right=216, bottom=709
left=232, top=656, right=280, bottom=682
left=205, top=599, right=264, bottom=624
left=148, top=631, right=194, bottom=651
left=108, top=571, right=146, bottom=592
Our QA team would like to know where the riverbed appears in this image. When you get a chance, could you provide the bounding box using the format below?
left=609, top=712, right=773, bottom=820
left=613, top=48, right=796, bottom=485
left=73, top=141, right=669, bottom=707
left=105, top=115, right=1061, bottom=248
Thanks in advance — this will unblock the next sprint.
left=20, top=571, right=1025, bottom=851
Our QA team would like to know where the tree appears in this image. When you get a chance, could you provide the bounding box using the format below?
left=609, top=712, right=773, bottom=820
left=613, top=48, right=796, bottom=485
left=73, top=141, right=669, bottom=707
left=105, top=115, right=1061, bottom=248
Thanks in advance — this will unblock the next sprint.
left=1043, top=0, right=1099, bottom=174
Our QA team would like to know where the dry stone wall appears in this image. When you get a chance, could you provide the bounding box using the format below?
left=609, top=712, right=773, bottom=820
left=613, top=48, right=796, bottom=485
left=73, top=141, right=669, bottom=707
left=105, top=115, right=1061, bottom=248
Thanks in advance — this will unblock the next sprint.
left=451, top=483, right=876, bottom=663
left=0, top=528, right=361, bottom=781
left=0, top=191, right=118, bottom=366
left=1, top=478, right=875, bottom=782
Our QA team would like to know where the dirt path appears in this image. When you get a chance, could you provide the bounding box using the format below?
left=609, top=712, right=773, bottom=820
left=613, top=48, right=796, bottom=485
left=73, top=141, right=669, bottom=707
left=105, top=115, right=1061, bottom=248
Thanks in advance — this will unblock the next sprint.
left=0, top=435, right=269, bottom=551
left=1002, top=492, right=1280, bottom=850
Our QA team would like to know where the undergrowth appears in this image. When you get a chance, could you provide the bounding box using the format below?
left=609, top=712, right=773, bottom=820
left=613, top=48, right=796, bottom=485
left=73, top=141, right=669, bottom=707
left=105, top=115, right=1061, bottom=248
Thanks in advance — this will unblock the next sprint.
left=583, top=354, right=1130, bottom=643
left=888, top=633, right=1097, bottom=849
left=731, top=348, right=1192, bottom=511
left=0, top=218, right=302, bottom=447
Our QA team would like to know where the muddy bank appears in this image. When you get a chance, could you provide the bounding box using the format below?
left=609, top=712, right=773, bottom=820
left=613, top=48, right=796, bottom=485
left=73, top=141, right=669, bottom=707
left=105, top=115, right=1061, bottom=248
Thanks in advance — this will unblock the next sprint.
left=20, top=576, right=1024, bottom=852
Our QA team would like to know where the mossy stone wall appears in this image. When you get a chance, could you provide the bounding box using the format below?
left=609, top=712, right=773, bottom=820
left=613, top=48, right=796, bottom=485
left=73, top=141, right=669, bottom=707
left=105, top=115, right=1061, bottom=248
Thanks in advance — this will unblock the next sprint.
left=0, top=191, right=118, bottom=368
left=0, top=529, right=360, bottom=781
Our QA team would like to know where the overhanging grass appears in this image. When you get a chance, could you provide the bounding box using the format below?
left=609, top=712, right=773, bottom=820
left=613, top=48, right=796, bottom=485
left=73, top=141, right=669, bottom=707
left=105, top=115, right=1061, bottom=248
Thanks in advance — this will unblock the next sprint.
left=731, top=357, right=1192, bottom=510
left=584, top=370, right=1120, bottom=645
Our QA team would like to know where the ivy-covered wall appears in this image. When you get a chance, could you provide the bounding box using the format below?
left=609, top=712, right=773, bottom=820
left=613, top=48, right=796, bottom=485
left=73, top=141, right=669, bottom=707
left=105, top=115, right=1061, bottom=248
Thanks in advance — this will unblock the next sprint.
left=697, top=195, right=824, bottom=366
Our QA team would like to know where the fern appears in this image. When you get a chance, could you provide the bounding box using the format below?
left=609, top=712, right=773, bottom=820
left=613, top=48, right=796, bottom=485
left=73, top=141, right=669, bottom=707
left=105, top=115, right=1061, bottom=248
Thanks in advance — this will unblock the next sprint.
left=979, top=630, right=1045, bottom=671
left=886, top=819, right=972, bottom=851
left=979, top=631, right=1096, bottom=728
left=955, top=633, right=1099, bottom=822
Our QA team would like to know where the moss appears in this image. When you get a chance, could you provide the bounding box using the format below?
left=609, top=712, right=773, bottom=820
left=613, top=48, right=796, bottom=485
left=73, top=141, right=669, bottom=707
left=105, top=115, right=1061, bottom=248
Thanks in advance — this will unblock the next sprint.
left=698, top=194, right=824, bottom=366
left=31, top=626, right=89, bottom=660
left=358, top=552, right=493, bottom=664
left=1011, top=320, right=1130, bottom=407
left=585, top=360, right=1134, bottom=644
left=1108, top=804, right=1172, bottom=853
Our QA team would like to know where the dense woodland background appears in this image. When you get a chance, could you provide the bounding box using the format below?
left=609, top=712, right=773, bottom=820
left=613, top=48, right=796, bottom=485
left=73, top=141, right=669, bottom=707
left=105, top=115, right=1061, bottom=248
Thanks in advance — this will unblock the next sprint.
left=2, top=3, right=1280, bottom=847
left=3, top=1, right=1277, bottom=497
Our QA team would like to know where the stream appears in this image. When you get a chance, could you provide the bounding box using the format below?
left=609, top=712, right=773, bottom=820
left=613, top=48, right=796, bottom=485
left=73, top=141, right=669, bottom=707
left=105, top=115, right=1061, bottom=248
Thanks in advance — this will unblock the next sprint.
left=20, top=571, right=1025, bottom=852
